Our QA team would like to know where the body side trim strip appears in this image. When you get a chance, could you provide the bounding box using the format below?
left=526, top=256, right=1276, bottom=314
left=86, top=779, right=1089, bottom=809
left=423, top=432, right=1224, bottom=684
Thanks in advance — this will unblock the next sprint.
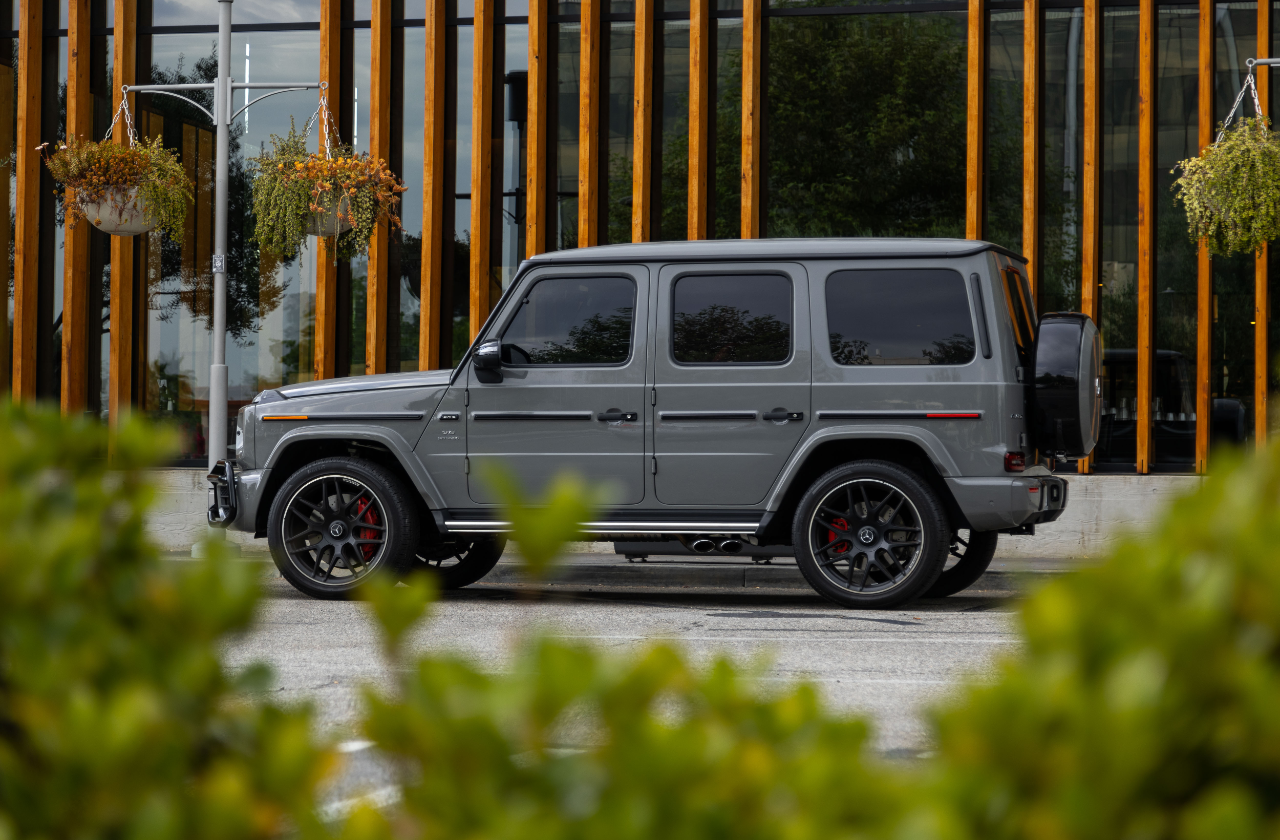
left=658, top=411, right=758, bottom=421
left=816, top=410, right=984, bottom=420
left=262, top=412, right=427, bottom=421
left=471, top=411, right=594, bottom=420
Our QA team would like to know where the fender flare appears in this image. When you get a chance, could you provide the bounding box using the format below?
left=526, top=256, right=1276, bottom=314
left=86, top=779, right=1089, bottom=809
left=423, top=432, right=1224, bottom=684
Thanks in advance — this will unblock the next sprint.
left=764, top=424, right=963, bottom=513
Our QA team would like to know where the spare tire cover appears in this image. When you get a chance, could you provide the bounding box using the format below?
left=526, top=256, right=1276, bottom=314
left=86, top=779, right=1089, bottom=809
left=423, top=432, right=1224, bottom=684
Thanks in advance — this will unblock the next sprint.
left=1031, top=312, right=1101, bottom=459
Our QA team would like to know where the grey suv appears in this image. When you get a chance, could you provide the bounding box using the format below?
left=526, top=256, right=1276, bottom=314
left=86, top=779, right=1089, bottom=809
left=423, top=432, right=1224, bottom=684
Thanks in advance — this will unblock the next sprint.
left=209, top=239, right=1100, bottom=608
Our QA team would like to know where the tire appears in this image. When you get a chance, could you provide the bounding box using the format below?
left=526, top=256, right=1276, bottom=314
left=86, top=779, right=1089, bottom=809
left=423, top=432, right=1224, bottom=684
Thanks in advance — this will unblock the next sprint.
left=267, top=457, right=421, bottom=600
left=396, top=535, right=507, bottom=589
left=923, top=529, right=999, bottom=598
left=791, top=460, right=948, bottom=609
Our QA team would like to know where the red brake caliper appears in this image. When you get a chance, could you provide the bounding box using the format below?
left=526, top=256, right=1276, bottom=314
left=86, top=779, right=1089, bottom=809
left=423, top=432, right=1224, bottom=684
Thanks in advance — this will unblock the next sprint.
left=353, top=497, right=380, bottom=561
left=828, top=518, right=851, bottom=555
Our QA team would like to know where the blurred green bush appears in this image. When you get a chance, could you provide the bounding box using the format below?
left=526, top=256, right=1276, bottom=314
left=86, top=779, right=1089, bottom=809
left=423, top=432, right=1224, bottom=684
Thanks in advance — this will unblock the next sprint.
left=0, top=403, right=331, bottom=840
left=6, top=401, right=1280, bottom=840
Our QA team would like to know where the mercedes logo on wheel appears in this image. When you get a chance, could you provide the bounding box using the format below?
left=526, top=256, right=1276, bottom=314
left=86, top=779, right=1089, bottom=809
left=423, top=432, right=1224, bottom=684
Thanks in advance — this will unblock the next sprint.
left=857, top=526, right=876, bottom=545
left=329, top=521, right=345, bottom=538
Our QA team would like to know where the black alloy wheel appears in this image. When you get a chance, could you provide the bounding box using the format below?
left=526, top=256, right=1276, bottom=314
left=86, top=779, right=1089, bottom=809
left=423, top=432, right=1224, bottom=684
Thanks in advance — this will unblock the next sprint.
left=268, top=457, right=420, bottom=599
left=397, top=534, right=507, bottom=589
left=792, top=461, right=947, bottom=608
left=924, top=529, right=1000, bottom=598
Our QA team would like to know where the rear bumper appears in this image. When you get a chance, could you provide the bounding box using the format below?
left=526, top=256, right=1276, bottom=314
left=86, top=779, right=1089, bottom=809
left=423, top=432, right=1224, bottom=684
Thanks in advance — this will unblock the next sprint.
left=945, top=475, right=1069, bottom=531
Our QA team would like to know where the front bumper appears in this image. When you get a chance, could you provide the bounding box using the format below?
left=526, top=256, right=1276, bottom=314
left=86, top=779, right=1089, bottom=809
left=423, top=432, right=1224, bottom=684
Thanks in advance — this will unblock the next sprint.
left=207, top=460, right=267, bottom=534
left=945, top=475, right=1069, bottom=532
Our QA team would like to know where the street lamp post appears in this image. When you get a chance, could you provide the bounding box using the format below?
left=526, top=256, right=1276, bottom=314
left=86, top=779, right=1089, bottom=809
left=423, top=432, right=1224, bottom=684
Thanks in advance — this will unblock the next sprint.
left=123, top=0, right=322, bottom=474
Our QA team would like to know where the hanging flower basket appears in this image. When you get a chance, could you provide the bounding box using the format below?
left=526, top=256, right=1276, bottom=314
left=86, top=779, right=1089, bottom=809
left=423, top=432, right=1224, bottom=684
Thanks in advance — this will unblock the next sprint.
left=250, top=121, right=405, bottom=262
left=42, top=135, right=192, bottom=240
left=1173, top=71, right=1280, bottom=256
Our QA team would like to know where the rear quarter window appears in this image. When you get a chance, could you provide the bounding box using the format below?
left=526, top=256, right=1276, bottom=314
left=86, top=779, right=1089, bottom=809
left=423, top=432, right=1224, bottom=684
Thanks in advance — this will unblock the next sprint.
left=825, top=268, right=976, bottom=366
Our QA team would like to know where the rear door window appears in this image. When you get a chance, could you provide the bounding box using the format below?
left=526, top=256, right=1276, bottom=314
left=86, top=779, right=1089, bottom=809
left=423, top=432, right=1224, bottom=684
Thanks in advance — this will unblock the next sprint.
left=500, top=276, right=636, bottom=365
left=825, top=268, right=976, bottom=365
left=671, top=274, right=793, bottom=364
left=997, top=257, right=1037, bottom=366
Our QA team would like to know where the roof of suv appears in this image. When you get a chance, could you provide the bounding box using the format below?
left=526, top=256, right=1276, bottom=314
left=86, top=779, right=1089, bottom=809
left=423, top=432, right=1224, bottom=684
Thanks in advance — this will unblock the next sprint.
left=522, top=238, right=1027, bottom=265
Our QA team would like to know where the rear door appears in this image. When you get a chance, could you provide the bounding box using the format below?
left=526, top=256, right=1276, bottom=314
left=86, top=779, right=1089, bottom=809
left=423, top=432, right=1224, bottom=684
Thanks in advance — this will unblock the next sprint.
left=652, top=264, right=811, bottom=506
left=465, top=264, right=650, bottom=505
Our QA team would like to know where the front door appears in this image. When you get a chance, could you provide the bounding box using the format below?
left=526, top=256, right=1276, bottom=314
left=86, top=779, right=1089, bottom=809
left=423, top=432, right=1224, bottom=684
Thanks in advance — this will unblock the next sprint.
left=466, top=264, right=650, bottom=505
left=653, top=264, right=811, bottom=506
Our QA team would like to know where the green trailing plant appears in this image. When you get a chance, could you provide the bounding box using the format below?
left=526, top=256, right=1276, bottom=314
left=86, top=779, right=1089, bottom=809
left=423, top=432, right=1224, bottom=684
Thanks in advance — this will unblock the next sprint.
left=250, top=123, right=406, bottom=262
left=1173, top=115, right=1280, bottom=256
left=42, top=135, right=192, bottom=239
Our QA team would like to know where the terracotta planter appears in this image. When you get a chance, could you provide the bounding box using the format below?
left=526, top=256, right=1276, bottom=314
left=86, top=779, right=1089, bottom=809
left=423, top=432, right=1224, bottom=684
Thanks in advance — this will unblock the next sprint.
left=80, top=187, right=155, bottom=236
left=306, top=195, right=352, bottom=237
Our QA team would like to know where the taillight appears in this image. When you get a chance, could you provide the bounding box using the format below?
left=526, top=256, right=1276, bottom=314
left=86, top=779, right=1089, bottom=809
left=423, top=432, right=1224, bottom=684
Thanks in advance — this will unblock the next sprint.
left=1005, top=451, right=1026, bottom=472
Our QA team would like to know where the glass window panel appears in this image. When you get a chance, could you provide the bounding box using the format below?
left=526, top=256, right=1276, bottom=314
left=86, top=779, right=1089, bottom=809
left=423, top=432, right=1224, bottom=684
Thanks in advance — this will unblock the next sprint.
left=403, top=0, right=427, bottom=18
left=1041, top=7, right=1084, bottom=314
left=151, top=0, right=322, bottom=26
left=764, top=12, right=966, bottom=238
left=355, top=0, right=372, bottom=19
left=609, top=0, right=636, bottom=12
left=1150, top=5, right=1199, bottom=468
left=500, top=276, right=635, bottom=364
left=1093, top=8, right=1141, bottom=468
left=657, top=20, right=689, bottom=241
left=986, top=9, right=1022, bottom=251
left=552, top=21, right=580, bottom=249
left=768, top=0, right=963, bottom=9
left=663, top=0, right=690, bottom=11
left=394, top=28, right=426, bottom=371
left=44, top=35, right=66, bottom=404
left=602, top=20, right=635, bottom=244
left=501, top=23, right=528, bottom=284
left=826, top=269, right=975, bottom=366
left=453, top=25, right=474, bottom=364
left=1210, top=1, right=1256, bottom=453
left=346, top=27, right=372, bottom=377
left=672, top=274, right=792, bottom=364
left=713, top=18, right=741, bottom=239
left=144, top=30, right=321, bottom=462
left=507, top=0, right=531, bottom=15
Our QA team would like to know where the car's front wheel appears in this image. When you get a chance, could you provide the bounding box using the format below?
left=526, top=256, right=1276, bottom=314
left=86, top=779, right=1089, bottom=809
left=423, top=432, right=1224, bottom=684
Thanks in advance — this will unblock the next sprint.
left=267, top=457, right=420, bottom=600
left=791, top=460, right=948, bottom=609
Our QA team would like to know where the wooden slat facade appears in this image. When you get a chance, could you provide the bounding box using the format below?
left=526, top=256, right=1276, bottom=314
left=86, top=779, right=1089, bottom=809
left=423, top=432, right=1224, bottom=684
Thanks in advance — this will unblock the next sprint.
left=11, top=0, right=40, bottom=400
left=61, top=0, right=92, bottom=415
left=108, top=0, right=136, bottom=427
left=527, top=0, right=549, bottom=256
left=469, top=0, right=495, bottom=340
left=631, top=0, right=654, bottom=242
left=366, top=0, right=393, bottom=374
left=579, top=0, right=600, bottom=247
left=420, top=0, right=449, bottom=369
left=688, top=0, right=711, bottom=240
left=965, top=0, right=984, bottom=241
left=740, top=0, right=762, bottom=239
left=1196, top=0, right=1213, bottom=473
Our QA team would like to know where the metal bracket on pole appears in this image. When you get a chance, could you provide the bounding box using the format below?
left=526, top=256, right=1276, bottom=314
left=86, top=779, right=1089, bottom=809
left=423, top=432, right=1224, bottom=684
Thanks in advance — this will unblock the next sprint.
left=122, top=0, right=322, bottom=475
left=1248, top=58, right=1280, bottom=68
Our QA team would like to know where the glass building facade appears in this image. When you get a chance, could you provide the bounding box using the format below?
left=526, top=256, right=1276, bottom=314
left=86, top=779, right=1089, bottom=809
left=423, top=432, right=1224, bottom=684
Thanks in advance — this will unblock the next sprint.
left=4, top=0, right=1278, bottom=473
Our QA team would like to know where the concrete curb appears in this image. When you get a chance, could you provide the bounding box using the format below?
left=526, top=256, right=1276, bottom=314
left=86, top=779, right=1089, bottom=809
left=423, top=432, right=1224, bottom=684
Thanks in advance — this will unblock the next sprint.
left=487, top=563, right=1062, bottom=593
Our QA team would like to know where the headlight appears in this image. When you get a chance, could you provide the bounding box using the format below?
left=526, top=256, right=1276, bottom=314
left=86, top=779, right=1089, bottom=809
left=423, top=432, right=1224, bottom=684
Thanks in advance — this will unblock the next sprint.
left=235, top=411, right=246, bottom=462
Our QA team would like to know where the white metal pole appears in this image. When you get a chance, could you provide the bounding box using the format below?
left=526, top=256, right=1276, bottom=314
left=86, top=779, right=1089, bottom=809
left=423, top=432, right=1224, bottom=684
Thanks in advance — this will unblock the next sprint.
left=209, top=0, right=232, bottom=473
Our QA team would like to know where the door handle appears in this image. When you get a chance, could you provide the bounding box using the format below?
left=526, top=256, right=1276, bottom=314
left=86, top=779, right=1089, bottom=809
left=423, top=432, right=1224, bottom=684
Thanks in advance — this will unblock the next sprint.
left=763, top=410, right=804, bottom=422
left=597, top=410, right=639, bottom=422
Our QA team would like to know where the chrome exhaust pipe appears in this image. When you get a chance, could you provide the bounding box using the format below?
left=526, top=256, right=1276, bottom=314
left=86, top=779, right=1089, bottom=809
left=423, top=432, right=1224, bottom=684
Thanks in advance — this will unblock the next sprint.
left=717, top=538, right=744, bottom=554
left=690, top=538, right=716, bottom=553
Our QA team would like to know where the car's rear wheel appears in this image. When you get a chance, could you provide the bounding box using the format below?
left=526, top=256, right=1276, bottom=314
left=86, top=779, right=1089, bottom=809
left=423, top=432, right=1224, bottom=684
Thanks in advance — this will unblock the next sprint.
left=924, top=529, right=999, bottom=598
left=397, top=535, right=507, bottom=589
left=791, top=460, right=947, bottom=609
left=267, top=457, right=420, bottom=600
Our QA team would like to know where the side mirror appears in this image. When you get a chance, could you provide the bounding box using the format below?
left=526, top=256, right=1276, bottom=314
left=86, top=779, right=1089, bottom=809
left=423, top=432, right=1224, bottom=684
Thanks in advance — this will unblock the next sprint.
left=472, top=340, right=503, bottom=383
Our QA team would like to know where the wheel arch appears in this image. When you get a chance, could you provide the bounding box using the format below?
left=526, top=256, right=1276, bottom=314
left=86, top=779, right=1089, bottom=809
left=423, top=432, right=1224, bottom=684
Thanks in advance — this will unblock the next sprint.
left=760, top=433, right=970, bottom=543
left=256, top=432, right=442, bottom=538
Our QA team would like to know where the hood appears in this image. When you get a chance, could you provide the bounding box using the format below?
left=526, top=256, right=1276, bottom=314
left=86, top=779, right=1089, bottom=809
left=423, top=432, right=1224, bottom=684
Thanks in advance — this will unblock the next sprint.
left=270, top=369, right=455, bottom=400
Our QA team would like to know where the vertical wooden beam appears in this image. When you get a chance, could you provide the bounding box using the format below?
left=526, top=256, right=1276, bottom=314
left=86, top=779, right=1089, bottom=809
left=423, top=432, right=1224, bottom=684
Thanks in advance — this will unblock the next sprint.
left=579, top=0, right=600, bottom=247
left=470, top=0, right=495, bottom=339
left=966, top=0, right=985, bottom=240
left=740, top=0, right=762, bottom=239
left=420, top=0, right=447, bottom=369
left=1195, top=0, right=1212, bottom=473
left=1256, top=0, right=1270, bottom=447
left=688, top=0, right=711, bottom=240
left=632, top=0, right=654, bottom=242
left=528, top=0, right=549, bottom=256
left=1079, top=0, right=1101, bottom=473
left=12, top=0, right=42, bottom=401
left=1136, top=0, right=1156, bottom=473
left=314, top=0, right=341, bottom=380
left=108, top=0, right=137, bottom=426
left=0, top=62, right=13, bottom=395
left=1022, top=0, right=1041, bottom=296
left=62, top=0, right=92, bottom=415
left=366, top=0, right=392, bottom=374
